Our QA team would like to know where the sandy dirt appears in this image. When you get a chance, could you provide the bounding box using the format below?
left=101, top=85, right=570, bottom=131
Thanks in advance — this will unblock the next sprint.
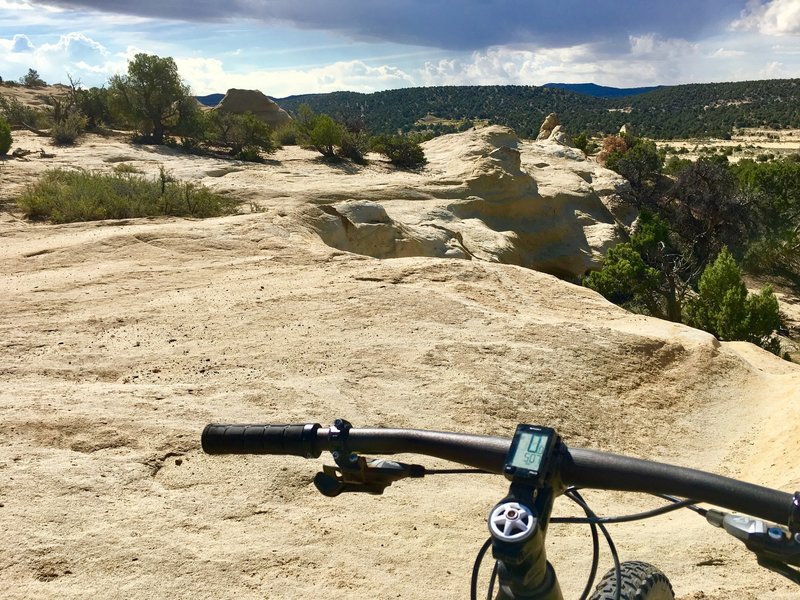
left=1, top=130, right=799, bottom=600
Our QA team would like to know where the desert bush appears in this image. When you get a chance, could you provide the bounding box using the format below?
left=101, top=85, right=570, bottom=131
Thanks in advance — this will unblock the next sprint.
left=18, top=168, right=237, bottom=223
left=0, top=95, right=48, bottom=128
left=663, top=155, right=692, bottom=175
left=585, top=211, right=686, bottom=322
left=273, top=121, right=298, bottom=146
left=572, top=132, right=588, bottom=153
left=338, top=128, right=369, bottom=163
left=76, top=86, right=113, bottom=129
left=733, top=157, right=800, bottom=279
left=51, top=111, right=87, bottom=145
left=19, top=68, right=46, bottom=88
left=234, top=145, right=263, bottom=162
left=111, top=163, right=142, bottom=174
left=597, top=135, right=629, bottom=166
left=204, top=111, right=275, bottom=160
left=295, top=104, right=342, bottom=158
left=371, top=134, right=427, bottom=168
left=0, top=116, right=11, bottom=155
left=607, top=139, right=662, bottom=194
left=686, top=247, right=781, bottom=353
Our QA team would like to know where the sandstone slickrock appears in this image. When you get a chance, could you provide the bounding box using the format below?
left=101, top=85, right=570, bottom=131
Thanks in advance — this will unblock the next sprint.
left=215, top=88, right=292, bottom=129
left=536, top=112, right=561, bottom=141
left=305, top=126, right=632, bottom=279
left=1, top=129, right=798, bottom=600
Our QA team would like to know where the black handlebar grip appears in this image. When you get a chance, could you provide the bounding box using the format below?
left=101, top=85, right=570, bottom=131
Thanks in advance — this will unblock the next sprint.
left=201, top=423, right=322, bottom=458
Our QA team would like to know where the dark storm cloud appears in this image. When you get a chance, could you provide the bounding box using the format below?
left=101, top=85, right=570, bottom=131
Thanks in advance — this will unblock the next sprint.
left=30, top=0, right=746, bottom=50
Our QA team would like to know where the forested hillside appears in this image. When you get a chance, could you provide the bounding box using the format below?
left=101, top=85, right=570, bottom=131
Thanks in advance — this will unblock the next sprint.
left=542, top=83, right=660, bottom=98
left=274, top=78, right=800, bottom=139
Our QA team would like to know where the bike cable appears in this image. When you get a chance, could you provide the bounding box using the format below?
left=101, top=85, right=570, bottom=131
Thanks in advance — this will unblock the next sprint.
left=566, top=489, right=622, bottom=600
left=470, top=537, right=494, bottom=600
left=553, top=495, right=700, bottom=525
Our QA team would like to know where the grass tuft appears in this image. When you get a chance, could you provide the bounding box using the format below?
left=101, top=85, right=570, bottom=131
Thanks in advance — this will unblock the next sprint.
left=19, top=168, right=238, bottom=223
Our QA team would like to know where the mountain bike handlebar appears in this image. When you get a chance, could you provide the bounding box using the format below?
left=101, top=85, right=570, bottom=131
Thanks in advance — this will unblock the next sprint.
left=201, top=423, right=796, bottom=527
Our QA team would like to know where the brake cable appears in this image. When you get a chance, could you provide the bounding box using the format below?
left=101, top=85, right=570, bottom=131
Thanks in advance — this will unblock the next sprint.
left=566, top=489, right=622, bottom=600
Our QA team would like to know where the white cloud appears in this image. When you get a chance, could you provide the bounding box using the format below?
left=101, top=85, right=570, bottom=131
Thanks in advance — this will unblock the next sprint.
left=39, top=32, right=109, bottom=62
left=711, top=47, right=747, bottom=58
left=762, top=60, right=792, bottom=76
left=0, top=31, right=121, bottom=85
left=731, top=0, right=800, bottom=35
left=175, top=57, right=415, bottom=96
left=629, top=34, right=698, bottom=58
left=0, top=0, right=32, bottom=9
left=10, top=33, right=34, bottom=52
left=417, top=38, right=701, bottom=88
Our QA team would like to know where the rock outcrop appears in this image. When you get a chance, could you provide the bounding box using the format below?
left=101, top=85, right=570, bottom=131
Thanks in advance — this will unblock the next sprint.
left=215, top=88, right=292, bottom=129
left=536, top=112, right=560, bottom=140
left=306, top=125, right=632, bottom=279
left=535, top=113, right=571, bottom=146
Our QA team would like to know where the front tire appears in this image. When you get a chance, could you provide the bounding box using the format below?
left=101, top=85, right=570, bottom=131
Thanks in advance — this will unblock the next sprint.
left=588, top=561, right=675, bottom=600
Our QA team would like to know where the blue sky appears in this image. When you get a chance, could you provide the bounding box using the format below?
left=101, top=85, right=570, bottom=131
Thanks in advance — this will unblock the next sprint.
left=1, top=0, right=799, bottom=97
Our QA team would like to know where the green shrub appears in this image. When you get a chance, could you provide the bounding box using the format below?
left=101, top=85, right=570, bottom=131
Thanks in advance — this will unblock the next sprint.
left=205, top=111, right=275, bottom=158
left=0, top=94, right=48, bottom=128
left=273, top=121, right=298, bottom=146
left=108, top=53, right=192, bottom=144
left=18, top=168, right=237, bottom=223
left=306, top=114, right=342, bottom=158
left=663, top=156, right=692, bottom=175
left=0, top=116, right=11, bottom=155
left=371, top=134, right=427, bottom=168
left=686, top=247, right=781, bottom=353
left=111, top=163, right=142, bottom=174
left=572, top=132, right=588, bottom=153
left=20, top=68, right=46, bottom=88
left=338, top=128, right=369, bottom=163
left=76, top=86, right=113, bottom=129
left=295, top=104, right=342, bottom=158
left=584, top=212, right=683, bottom=321
left=51, top=111, right=87, bottom=145
left=234, top=145, right=264, bottom=162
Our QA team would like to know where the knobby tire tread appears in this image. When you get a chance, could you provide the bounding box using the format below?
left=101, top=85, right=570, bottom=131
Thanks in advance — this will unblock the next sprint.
left=589, top=560, right=675, bottom=600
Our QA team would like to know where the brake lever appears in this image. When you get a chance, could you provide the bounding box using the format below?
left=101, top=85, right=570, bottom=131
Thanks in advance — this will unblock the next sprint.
left=707, top=510, right=800, bottom=584
left=313, top=456, right=425, bottom=497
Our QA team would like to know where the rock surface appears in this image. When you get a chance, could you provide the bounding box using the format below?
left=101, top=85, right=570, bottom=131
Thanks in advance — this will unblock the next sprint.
left=215, top=88, right=292, bottom=129
left=537, top=112, right=561, bottom=140
left=304, top=126, right=632, bottom=279
left=1, top=129, right=798, bottom=600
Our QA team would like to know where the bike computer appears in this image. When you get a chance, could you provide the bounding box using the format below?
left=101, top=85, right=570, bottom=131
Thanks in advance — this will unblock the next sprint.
left=503, top=424, right=559, bottom=485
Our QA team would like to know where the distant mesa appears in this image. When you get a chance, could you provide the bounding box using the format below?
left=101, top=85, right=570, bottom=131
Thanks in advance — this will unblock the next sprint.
left=542, top=82, right=661, bottom=98
left=207, top=89, right=293, bottom=129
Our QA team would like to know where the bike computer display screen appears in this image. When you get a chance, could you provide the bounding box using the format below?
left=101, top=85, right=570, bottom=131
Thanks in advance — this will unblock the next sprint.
left=504, top=424, right=558, bottom=483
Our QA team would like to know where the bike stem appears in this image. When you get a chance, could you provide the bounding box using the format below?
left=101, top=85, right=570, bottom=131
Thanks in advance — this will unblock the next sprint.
left=490, top=484, right=563, bottom=600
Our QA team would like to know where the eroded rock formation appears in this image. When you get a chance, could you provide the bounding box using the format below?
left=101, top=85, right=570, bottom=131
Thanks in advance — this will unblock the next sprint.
left=215, top=88, right=292, bottom=129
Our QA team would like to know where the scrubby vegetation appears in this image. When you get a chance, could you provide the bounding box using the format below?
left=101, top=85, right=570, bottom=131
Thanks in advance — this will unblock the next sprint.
left=203, top=111, right=276, bottom=160
left=0, top=116, right=11, bottom=155
left=686, top=248, right=780, bottom=353
left=295, top=104, right=343, bottom=158
left=587, top=134, right=797, bottom=354
left=108, top=53, right=195, bottom=144
left=19, top=68, right=46, bottom=88
left=371, top=134, right=427, bottom=168
left=0, top=94, right=49, bottom=128
left=19, top=168, right=237, bottom=223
